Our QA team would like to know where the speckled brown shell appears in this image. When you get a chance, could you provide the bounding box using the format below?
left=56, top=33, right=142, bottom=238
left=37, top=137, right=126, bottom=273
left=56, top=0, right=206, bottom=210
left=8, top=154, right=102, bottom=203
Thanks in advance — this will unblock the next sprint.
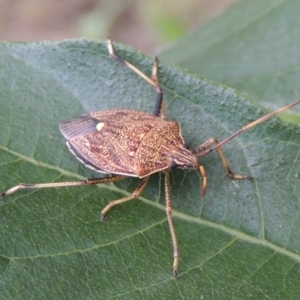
left=60, top=109, right=186, bottom=177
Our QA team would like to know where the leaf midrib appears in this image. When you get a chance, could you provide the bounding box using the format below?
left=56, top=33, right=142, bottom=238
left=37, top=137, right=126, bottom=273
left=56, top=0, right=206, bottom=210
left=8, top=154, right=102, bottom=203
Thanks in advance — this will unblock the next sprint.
left=1, top=144, right=300, bottom=265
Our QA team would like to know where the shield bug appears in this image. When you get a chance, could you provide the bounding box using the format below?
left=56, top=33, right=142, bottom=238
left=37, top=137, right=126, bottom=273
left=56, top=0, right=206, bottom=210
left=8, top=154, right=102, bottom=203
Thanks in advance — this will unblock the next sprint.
left=1, top=39, right=300, bottom=278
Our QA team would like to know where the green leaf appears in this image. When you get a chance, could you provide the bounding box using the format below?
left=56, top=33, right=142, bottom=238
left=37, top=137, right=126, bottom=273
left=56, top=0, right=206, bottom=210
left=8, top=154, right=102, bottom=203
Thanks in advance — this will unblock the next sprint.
left=160, top=0, right=300, bottom=120
left=0, top=40, right=300, bottom=299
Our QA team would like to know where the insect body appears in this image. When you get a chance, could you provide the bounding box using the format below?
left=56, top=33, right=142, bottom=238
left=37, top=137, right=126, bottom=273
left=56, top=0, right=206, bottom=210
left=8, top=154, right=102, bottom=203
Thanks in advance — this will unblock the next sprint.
left=60, top=109, right=197, bottom=178
left=1, top=39, right=300, bottom=278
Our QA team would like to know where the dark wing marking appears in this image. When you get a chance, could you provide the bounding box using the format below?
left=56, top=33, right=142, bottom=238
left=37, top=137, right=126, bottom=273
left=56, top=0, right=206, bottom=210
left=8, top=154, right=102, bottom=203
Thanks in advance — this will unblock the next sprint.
left=60, top=115, right=98, bottom=140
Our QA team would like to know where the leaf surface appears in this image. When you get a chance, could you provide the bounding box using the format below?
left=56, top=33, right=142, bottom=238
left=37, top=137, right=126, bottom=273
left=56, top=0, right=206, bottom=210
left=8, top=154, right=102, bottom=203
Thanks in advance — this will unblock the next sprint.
left=0, top=40, right=300, bottom=299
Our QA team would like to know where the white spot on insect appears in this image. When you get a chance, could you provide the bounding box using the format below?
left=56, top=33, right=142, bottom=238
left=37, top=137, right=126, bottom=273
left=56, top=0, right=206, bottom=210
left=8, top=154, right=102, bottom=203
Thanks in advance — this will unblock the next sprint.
left=96, top=122, right=105, bottom=131
left=129, top=151, right=135, bottom=156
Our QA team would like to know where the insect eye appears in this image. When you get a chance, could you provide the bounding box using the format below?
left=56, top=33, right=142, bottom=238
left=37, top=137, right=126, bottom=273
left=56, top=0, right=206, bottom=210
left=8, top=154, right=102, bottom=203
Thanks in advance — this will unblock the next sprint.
left=185, top=163, right=194, bottom=168
left=182, top=143, right=189, bottom=149
left=169, top=160, right=178, bottom=169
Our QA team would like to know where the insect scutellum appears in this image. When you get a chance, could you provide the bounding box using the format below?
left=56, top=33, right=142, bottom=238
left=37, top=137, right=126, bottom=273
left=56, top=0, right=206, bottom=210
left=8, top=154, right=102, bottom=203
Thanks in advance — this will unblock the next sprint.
left=1, top=39, right=300, bottom=278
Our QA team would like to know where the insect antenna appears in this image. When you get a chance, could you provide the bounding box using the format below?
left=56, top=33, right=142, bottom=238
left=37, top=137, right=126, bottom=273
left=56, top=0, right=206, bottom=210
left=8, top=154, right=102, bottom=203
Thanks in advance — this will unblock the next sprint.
left=196, top=99, right=300, bottom=157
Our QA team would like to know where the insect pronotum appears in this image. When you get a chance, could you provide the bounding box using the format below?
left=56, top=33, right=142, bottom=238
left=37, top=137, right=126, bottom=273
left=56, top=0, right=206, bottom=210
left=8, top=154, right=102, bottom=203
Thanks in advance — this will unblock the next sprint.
left=1, top=39, right=300, bottom=278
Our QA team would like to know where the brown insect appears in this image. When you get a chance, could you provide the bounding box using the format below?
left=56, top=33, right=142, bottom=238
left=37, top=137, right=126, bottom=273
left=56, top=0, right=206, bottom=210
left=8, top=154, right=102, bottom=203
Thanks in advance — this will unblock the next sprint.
left=1, top=39, right=300, bottom=277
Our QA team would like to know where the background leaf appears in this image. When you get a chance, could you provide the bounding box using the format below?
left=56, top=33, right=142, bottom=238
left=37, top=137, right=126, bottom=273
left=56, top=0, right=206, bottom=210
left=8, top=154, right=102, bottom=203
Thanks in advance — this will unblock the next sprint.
left=161, top=0, right=300, bottom=121
left=0, top=39, right=300, bottom=299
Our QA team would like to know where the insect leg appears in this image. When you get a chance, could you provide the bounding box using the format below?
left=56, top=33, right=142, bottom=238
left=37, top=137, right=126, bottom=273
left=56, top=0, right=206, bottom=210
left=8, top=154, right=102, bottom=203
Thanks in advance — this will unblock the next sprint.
left=192, top=138, right=253, bottom=180
left=151, top=56, right=166, bottom=120
left=0, top=176, right=126, bottom=198
left=101, top=176, right=150, bottom=221
left=194, top=99, right=300, bottom=156
left=164, top=170, right=179, bottom=278
left=106, top=39, right=164, bottom=118
left=199, top=164, right=208, bottom=197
